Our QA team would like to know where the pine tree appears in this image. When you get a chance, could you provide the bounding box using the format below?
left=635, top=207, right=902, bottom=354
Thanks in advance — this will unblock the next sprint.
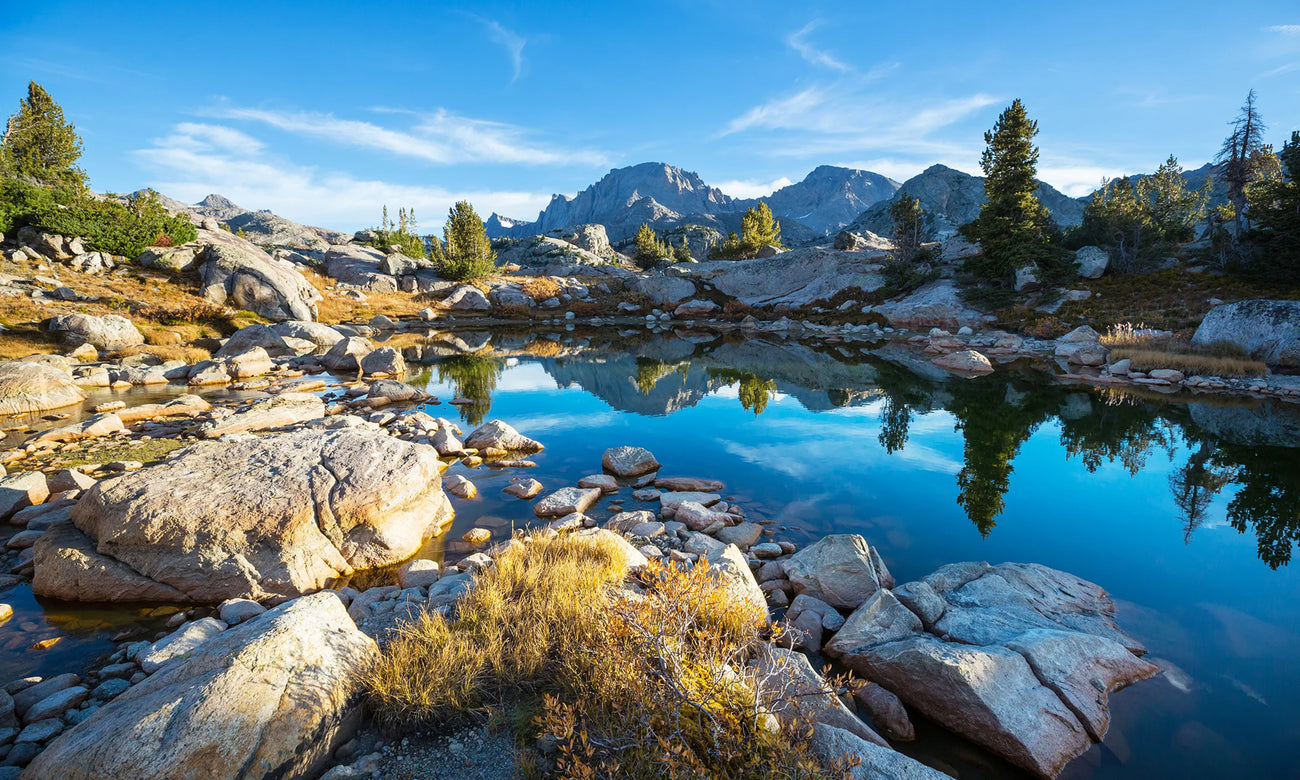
left=740, top=202, right=781, bottom=251
left=0, top=81, right=85, bottom=187
left=1248, top=130, right=1300, bottom=282
left=439, top=201, right=496, bottom=281
left=1143, top=155, right=1211, bottom=242
left=889, top=194, right=924, bottom=264
left=1075, top=156, right=1210, bottom=272
left=1216, top=90, right=1268, bottom=235
left=634, top=223, right=661, bottom=262
left=1078, top=177, right=1154, bottom=272
left=964, top=99, right=1055, bottom=287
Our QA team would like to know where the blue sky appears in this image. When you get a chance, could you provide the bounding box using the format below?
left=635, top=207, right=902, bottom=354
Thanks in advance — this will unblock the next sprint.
left=2, top=1, right=1298, bottom=232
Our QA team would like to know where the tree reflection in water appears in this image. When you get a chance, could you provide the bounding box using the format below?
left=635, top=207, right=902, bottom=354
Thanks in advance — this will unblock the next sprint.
left=436, top=354, right=503, bottom=427
left=869, top=370, right=1300, bottom=564
left=708, top=369, right=778, bottom=416
left=537, top=339, right=1300, bottom=568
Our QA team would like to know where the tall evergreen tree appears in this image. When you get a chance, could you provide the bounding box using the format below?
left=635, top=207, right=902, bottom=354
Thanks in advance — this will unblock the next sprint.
left=889, top=193, right=924, bottom=264
left=439, top=201, right=496, bottom=281
left=964, top=99, right=1055, bottom=287
left=1216, top=89, right=1268, bottom=235
left=634, top=222, right=661, bottom=262
left=0, top=81, right=85, bottom=187
left=1248, top=130, right=1300, bottom=282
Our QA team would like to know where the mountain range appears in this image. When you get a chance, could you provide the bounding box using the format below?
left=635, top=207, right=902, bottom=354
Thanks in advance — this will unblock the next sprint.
left=145, top=159, right=1217, bottom=253
left=486, top=162, right=900, bottom=243
left=847, top=164, right=1087, bottom=239
left=487, top=160, right=1107, bottom=246
left=136, top=191, right=349, bottom=250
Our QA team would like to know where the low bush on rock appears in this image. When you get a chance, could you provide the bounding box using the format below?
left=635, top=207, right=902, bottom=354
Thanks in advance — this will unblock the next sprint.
left=363, top=533, right=840, bottom=778
left=0, top=179, right=196, bottom=257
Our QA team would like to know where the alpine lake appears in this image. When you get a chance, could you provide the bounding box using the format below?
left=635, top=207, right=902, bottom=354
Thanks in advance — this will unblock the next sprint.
left=3, top=323, right=1298, bottom=780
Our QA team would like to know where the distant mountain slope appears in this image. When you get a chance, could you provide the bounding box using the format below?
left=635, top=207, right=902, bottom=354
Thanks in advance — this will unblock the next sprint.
left=485, top=161, right=892, bottom=245
left=847, top=164, right=1086, bottom=239
left=490, top=162, right=735, bottom=242
left=736, top=165, right=899, bottom=235
left=136, top=191, right=350, bottom=250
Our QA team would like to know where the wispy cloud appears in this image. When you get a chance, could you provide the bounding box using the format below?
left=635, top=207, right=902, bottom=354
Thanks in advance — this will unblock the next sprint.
left=135, top=123, right=551, bottom=231
left=210, top=105, right=607, bottom=167
left=787, top=21, right=851, bottom=72
left=720, top=85, right=999, bottom=162
left=479, top=17, right=527, bottom=82
left=1259, top=62, right=1300, bottom=78
left=1265, top=24, right=1300, bottom=34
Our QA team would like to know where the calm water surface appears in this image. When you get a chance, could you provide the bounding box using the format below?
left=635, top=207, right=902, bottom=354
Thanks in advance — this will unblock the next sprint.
left=6, top=328, right=1300, bottom=779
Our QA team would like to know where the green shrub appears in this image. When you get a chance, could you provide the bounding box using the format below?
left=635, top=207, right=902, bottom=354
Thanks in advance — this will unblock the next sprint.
left=710, top=203, right=783, bottom=260
left=437, top=201, right=496, bottom=281
left=362, top=205, right=427, bottom=259
left=0, top=179, right=196, bottom=257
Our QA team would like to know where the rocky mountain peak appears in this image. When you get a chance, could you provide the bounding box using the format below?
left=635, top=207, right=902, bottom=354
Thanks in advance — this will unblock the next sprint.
left=198, top=194, right=241, bottom=212
left=742, top=166, right=900, bottom=235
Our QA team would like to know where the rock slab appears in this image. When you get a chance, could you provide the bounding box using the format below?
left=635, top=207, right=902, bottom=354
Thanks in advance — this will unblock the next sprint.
left=25, top=592, right=376, bottom=780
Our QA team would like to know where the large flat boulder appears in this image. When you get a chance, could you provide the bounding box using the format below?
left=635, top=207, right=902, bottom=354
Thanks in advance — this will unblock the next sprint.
left=872, top=279, right=990, bottom=330
left=47, top=314, right=144, bottom=353
left=844, top=635, right=1090, bottom=779
left=1191, top=299, right=1300, bottom=368
left=324, top=244, right=400, bottom=292
left=270, top=320, right=344, bottom=349
left=197, top=230, right=321, bottom=322
left=199, top=392, right=326, bottom=438
left=33, top=428, right=453, bottom=603
left=691, top=247, right=886, bottom=308
left=0, top=361, right=85, bottom=416
left=830, top=561, right=1158, bottom=779
left=628, top=275, right=696, bottom=306
left=24, top=592, right=376, bottom=780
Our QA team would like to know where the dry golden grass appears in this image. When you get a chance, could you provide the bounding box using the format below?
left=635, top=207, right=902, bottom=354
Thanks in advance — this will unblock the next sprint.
left=364, top=532, right=629, bottom=724
left=299, top=267, right=436, bottom=324
left=0, top=329, right=59, bottom=360
left=364, top=533, right=834, bottom=778
left=1099, top=321, right=1266, bottom=378
left=518, top=276, right=563, bottom=301
left=1111, top=347, right=1266, bottom=378
left=117, top=343, right=213, bottom=364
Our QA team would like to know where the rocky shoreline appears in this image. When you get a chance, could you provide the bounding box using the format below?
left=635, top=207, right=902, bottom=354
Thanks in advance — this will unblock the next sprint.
left=0, top=341, right=1167, bottom=778
left=4, top=221, right=1298, bottom=412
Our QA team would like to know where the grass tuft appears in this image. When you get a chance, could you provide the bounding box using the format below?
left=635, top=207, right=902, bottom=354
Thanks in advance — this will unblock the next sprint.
left=363, top=533, right=836, bottom=777
left=1111, top=347, right=1266, bottom=378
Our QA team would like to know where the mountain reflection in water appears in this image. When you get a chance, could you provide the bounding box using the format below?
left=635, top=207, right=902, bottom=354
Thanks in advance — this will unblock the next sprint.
left=411, top=329, right=1300, bottom=570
